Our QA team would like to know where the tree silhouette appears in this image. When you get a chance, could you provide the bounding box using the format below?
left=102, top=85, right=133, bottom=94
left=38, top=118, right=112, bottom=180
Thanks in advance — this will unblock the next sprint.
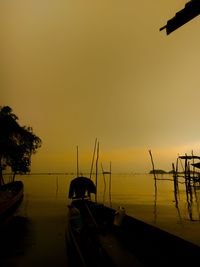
left=0, top=106, right=42, bottom=185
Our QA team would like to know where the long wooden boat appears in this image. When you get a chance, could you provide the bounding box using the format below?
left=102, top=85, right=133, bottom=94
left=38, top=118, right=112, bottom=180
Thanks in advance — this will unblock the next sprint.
left=66, top=177, right=200, bottom=267
left=0, top=181, right=24, bottom=223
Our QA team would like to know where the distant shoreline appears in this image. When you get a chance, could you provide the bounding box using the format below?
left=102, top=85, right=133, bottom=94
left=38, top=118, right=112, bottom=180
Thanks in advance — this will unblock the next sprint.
left=3, top=172, right=157, bottom=176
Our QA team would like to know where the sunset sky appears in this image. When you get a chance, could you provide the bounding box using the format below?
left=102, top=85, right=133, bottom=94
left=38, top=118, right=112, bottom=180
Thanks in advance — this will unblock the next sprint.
left=2, top=1, right=200, bottom=173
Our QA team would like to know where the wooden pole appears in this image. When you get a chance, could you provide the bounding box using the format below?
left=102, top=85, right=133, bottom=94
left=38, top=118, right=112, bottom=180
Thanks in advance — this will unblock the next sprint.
left=172, top=163, right=178, bottom=203
left=76, top=145, right=79, bottom=177
left=184, top=153, right=188, bottom=180
left=90, top=138, right=97, bottom=179
left=109, top=161, right=112, bottom=207
left=148, top=150, right=157, bottom=181
left=191, top=150, right=195, bottom=179
left=149, top=150, right=157, bottom=223
left=95, top=142, right=99, bottom=202
left=172, top=162, right=182, bottom=222
left=101, top=163, right=106, bottom=204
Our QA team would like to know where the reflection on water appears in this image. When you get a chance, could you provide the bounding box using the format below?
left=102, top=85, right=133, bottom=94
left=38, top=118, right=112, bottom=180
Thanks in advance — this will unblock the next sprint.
left=153, top=175, right=157, bottom=224
left=1, top=172, right=199, bottom=266
left=1, top=174, right=68, bottom=267
left=96, top=173, right=200, bottom=246
left=0, top=216, right=31, bottom=267
left=179, top=178, right=200, bottom=222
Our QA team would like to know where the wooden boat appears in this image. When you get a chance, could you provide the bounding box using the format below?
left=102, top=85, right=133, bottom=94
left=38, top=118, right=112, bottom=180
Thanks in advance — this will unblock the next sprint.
left=0, top=181, right=24, bottom=223
left=66, top=176, right=200, bottom=267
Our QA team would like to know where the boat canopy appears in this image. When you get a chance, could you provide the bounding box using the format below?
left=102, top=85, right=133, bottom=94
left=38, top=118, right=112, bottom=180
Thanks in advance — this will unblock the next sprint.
left=68, top=176, right=96, bottom=199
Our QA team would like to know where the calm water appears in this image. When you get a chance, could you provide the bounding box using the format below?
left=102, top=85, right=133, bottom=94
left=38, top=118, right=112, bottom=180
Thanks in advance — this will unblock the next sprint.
left=0, top=173, right=200, bottom=266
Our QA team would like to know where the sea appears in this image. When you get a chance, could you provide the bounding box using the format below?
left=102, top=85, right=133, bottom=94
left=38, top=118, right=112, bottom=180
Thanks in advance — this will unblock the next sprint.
left=0, top=173, right=200, bottom=266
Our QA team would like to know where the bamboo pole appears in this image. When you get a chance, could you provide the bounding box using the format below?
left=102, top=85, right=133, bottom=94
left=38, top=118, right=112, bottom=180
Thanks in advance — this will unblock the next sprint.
left=76, top=145, right=79, bottom=177
left=149, top=150, right=157, bottom=223
left=109, top=161, right=112, bottom=207
left=95, top=142, right=99, bottom=202
left=172, top=163, right=178, bottom=203
left=148, top=150, right=157, bottom=181
left=90, top=138, right=97, bottom=179
left=172, top=162, right=182, bottom=222
left=184, top=153, right=188, bottom=180
left=101, top=163, right=106, bottom=204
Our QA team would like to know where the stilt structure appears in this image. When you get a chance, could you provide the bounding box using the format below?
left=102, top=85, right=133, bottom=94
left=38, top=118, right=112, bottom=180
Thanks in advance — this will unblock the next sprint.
left=174, top=155, right=200, bottom=187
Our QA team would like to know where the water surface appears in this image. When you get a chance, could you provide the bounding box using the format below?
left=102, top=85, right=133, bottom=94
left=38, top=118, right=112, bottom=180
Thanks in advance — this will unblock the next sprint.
left=1, top=173, right=199, bottom=266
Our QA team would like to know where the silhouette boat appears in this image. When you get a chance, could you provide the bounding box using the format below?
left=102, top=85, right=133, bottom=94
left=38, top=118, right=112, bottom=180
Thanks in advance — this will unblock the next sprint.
left=66, top=176, right=200, bottom=267
left=0, top=181, right=24, bottom=223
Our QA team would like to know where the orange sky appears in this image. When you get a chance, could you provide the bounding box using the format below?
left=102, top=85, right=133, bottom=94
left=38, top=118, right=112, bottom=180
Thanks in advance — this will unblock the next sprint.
left=2, top=1, right=200, bottom=173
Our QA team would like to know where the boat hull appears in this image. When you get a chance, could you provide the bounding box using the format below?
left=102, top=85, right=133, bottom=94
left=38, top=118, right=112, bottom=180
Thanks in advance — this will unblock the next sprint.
left=0, top=181, right=24, bottom=223
left=66, top=199, right=200, bottom=267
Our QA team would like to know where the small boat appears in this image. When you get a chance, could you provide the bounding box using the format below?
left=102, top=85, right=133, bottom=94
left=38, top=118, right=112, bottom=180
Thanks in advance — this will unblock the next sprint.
left=0, top=181, right=24, bottom=223
left=66, top=176, right=200, bottom=267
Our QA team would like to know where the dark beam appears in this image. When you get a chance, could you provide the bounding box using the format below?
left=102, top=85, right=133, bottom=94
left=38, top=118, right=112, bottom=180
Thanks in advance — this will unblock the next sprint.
left=160, top=1, right=200, bottom=35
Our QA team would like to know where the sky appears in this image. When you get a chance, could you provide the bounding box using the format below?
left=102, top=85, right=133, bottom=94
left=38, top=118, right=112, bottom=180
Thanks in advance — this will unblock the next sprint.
left=1, top=0, right=200, bottom=173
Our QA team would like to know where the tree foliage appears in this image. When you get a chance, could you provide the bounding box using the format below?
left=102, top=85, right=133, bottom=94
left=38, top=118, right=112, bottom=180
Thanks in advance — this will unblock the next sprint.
left=0, top=106, right=42, bottom=184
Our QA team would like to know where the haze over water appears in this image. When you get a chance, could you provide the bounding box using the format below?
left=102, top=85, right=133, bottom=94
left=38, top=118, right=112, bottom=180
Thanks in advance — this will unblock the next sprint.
left=3, top=1, right=200, bottom=173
